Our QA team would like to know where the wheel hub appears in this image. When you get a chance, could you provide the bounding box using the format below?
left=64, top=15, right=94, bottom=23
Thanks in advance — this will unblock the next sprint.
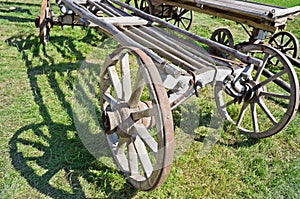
left=103, top=101, right=153, bottom=136
left=242, top=80, right=265, bottom=102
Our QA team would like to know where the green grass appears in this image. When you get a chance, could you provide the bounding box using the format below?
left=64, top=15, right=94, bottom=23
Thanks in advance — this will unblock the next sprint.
left=0, top=0, right=299, bottom=198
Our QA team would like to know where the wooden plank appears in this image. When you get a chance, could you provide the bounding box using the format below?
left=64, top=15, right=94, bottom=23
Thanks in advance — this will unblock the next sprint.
left=161, top=0, right=283, bottom=32
left=112, top=0, right=263, bottom=66
left=101, top=16, right=151, bottom=26
left=174, top=0, right=289, bottom=18
left=87, top=16, right=152, bottom=26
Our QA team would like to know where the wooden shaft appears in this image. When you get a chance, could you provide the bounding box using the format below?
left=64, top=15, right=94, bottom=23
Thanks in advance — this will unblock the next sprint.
left=122, top=27, right=198, bottom=71
left=111, top=0, right=263, bottom=66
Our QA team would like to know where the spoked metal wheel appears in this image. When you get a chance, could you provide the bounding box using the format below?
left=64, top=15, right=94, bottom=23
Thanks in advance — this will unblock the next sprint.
left=208, top=28, right=234, bottom=58
left=215, top=44, right=299, bottom=138
left=269, top=31, right=299, bottom=59
left=39, top=0, right=52, bottom=45
left=166, top=7, right=194, bottom=30
left=100, top=47, right=174, bottom=190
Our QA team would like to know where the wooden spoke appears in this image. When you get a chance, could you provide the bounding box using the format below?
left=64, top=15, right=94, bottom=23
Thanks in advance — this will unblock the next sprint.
left=108, top=66, right=122, bottom=99
left=257, top=99, right=278, bottom=125
left=283, top=38, right=293, bottom=47
left=116, top=137, right=129, bottom=155
left=180, top=20, right=188, bottom=30
left=133, top=136, right=153, bottom=178
left=220, top=98, right=236, bottom=109
left=107, top=134, right=130, bottom=172
left=254, top=53, right=269, bottom=81
left=236, top=102, right=249, bottom=127
left=131, top=108, right=153, bottom=121
left=129, top=68, right=145, bottom=108
left=260, top=68, right=291, bottom=92
left=132, top=124, right=158, bottom=153
left=251, top=103, right=259, bottom=133
left=103, top=93, right=117, bottom=107
left=260, top=91, right=290, bottom=99
left=120, top=53, right=132, bottom=101
left=178, top=8, right=189, bottom=17
left=283, top=47, right=295, bottom=52
left=128, top=140, right=139, bottom=176
left=257, top=69, right=286, bottom=89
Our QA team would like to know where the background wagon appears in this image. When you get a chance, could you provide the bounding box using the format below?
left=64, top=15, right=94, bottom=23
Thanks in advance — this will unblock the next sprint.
left=125, top=0, right=300, bottom=65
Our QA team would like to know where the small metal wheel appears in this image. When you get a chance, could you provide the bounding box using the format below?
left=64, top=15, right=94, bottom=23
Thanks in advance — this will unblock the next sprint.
left=269, top=31, right=299, bottom=59
left=166, top=7, right=194, bottom=30
left=100, top=47, right=174, bottom=190
left=39, top=0, right=52, bottom=45
left=208, top=28, right=234, bottom=58
left=215, top=44, right=299, bottom=138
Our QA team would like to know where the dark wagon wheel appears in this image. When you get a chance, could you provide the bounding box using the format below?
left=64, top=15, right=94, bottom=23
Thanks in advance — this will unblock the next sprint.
left=269, top=31, right=299, bottom=59
left=139, top=0, right=154, bottom=14
left=125, top=0, right=140, bottom=10
left=39, top=0, right=52, bottom=45
left=100, top=47, right=174, bottom=191
left=126, top=0, right=154, bottom=14
left=208, top=28, right=234, bottom=58
left=215, top=44, right=299, bottom=138
left=166, top=7, right=194, bottom=30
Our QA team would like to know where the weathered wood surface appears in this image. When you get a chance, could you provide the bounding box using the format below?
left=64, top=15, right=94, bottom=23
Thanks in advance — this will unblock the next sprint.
left=112, top=0, right=262, bottom=66
left=61, top=0, right=262, bottom=70
left=161, top=0, right=300, bottom=32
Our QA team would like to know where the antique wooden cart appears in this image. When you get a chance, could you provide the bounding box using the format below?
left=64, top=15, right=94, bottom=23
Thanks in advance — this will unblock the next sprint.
left=37, top=0, right=299, bottom=191
left=125, top=0, right=300, bottom=64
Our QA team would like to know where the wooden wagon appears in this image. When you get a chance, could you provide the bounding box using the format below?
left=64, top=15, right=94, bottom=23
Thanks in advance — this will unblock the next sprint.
left=126, top=0, right=300, bottom=65
left=36, top=0, right=300, bottom=191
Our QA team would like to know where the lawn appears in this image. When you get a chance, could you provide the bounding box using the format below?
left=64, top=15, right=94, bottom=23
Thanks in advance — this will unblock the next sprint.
left=0, top=0, right=299, bottom=198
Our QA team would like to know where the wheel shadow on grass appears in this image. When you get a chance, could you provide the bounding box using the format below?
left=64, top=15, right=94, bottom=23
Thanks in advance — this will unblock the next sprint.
left=7, top=33, right=137, bottom=198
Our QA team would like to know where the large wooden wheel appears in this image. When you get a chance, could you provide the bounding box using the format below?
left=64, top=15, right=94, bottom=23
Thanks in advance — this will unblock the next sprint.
left=100, top=47, right=174, bottom=190
left=269, top=31, right=299, bottom=59
left=39, top=0, right=52, bottom=45
left=215, top=44, right=299, bottom=138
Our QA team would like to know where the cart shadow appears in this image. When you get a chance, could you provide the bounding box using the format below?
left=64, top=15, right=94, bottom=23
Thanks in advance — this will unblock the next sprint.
left=7, top=33, right=137, bottom=198
left=0, top=1, right=35, bottom=22
left=0, top=13, right=35, bottom=23
left=195, top=135, right=260, bottom=148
